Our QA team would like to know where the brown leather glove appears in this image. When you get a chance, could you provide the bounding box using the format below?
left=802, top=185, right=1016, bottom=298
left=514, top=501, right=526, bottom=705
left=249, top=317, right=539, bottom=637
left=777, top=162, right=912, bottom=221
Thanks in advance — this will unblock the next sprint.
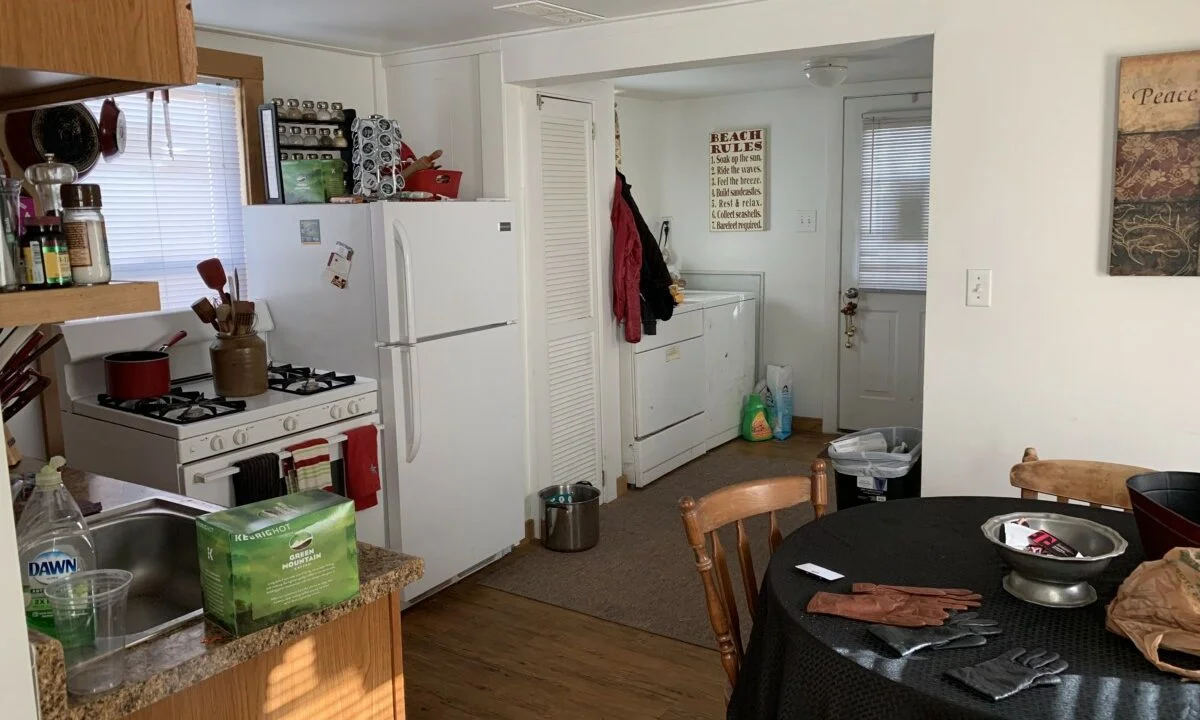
left=807, top=591, right=968, bottom=627
left=853, top=583, right=983, bottom=606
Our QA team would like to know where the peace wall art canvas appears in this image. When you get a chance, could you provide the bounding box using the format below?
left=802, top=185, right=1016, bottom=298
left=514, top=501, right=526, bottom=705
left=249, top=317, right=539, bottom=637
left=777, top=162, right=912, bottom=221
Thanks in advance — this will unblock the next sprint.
left=1110, top=50, right=1200, bottom=276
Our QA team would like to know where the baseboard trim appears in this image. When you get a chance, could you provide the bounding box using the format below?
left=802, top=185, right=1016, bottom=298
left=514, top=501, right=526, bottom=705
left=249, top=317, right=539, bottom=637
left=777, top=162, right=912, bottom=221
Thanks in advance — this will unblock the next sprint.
left=793, top=416, right=823, bottom=433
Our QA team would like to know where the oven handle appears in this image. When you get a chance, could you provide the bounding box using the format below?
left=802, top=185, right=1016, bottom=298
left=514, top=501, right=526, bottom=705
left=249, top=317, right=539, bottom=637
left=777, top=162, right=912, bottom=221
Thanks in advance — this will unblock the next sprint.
left=192, top=422, right=385, bottom=483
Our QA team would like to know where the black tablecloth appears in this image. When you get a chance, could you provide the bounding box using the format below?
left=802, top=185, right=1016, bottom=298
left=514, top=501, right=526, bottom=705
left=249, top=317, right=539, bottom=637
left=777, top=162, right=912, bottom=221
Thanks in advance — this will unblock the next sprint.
left=727, top=497, right=1200, bottom=720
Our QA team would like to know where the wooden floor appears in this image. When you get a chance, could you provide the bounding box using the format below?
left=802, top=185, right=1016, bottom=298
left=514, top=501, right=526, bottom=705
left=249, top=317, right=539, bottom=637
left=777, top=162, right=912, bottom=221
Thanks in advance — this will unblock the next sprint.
left=400, top=424, right=835, bottom=719
left=401, top=581, right=726, bottom=720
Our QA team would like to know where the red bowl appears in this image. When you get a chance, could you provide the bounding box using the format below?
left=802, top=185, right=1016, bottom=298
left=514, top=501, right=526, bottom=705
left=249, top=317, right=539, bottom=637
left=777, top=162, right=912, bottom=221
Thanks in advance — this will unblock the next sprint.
left=405, top=169, right=462, bottom=199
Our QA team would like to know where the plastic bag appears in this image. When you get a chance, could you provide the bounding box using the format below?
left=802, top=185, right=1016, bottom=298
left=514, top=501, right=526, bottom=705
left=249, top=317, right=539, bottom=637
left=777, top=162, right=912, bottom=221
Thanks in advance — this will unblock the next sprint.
left=741, top=395, right=773, bottom=442
left=1107, top=547, right=1200, bottom=679
left=765, top=365, right=793, bottom=440
left=827, top=427, right=923, bottom=479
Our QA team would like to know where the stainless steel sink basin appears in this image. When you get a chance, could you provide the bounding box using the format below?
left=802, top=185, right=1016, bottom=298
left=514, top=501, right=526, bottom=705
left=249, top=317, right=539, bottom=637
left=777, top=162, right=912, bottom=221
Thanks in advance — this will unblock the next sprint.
left=87, top=496, right=219, bottom=647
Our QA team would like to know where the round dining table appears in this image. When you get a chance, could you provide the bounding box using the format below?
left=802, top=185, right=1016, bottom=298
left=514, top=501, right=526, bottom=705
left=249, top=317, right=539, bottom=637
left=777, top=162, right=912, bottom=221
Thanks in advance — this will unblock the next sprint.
left=726, top=496, right=1200, bottom=720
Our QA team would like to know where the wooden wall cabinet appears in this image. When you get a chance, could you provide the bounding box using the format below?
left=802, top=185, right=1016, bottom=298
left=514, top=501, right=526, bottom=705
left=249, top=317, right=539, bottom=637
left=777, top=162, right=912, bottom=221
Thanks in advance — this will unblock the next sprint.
left=0, top=0, right=197, bottom=111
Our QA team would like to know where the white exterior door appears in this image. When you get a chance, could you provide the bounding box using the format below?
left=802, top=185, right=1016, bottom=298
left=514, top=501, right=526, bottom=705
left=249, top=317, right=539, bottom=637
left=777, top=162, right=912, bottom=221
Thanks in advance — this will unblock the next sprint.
left=838, top=93, right=932, bottom=431
left=527, top=96, right=604, bottom=502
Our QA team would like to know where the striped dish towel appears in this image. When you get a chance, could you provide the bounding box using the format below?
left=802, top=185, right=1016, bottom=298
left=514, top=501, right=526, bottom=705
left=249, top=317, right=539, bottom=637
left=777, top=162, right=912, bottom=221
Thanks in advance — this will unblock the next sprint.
left=283, top=438, right=333, bottom=493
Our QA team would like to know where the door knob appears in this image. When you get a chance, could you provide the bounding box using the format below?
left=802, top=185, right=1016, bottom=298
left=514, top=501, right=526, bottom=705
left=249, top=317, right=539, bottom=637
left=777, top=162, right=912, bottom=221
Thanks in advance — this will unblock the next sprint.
left=844, top=287, right=859, bottom=299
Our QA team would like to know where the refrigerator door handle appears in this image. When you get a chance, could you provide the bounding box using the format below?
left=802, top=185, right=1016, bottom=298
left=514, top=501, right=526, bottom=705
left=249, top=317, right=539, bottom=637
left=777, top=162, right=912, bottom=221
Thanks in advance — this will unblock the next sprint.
left=393, top=220, right=419, bottom=345
left=401, top=345, right=422, bottom=463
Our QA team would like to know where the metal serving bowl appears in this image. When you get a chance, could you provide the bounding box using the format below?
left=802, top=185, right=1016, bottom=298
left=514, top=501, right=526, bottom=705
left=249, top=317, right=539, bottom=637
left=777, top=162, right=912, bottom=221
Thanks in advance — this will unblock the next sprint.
left=981, top=511, right=1128, bottom=608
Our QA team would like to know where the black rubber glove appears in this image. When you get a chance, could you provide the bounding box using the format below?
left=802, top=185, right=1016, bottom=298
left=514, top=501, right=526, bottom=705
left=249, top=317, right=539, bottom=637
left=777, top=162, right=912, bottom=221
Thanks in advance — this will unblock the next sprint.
left=945, top=648, right=1069, bottom=701
left=870, top=612, right=1001, bottom=657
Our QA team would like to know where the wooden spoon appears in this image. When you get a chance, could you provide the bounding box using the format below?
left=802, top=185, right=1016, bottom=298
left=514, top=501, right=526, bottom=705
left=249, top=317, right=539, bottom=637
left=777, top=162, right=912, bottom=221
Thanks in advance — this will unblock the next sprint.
left=197, top=258, right=229, bottom=304
left=191, top=298, right=218, bottom=330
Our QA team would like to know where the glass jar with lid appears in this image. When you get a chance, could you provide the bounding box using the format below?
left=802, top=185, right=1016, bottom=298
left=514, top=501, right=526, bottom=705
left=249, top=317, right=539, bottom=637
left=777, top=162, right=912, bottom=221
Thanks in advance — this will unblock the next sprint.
left=301, top=100, right=317, bottom=122
left=303, top=127, right=320, bottom=147
left=60, top=183, right=111, bottom=285
left=289, top=126, right=304, bottom=146
left=331, top=102, right=345, bottom=122
left=319, top=128, right=335, bottom=148
left=332, top=128, right=349, bottom=149
left=316, top=101, right=332, bottom=122
left=283, top=99, right=303, bottom=121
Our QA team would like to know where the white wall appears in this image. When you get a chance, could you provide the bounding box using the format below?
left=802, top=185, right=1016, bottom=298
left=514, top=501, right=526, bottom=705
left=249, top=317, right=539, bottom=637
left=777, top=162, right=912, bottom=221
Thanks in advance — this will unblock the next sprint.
left=615, top=97, right=664, bottom=229
left=493, top=0, right=1200, bottom=498
left=195, top=30, right=384, bottom=116
left=647, top=89, right=834, bottom=417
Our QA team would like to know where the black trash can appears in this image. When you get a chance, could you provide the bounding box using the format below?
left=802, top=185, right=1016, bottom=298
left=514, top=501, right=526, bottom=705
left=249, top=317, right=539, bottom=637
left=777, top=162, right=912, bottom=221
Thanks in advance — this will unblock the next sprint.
left=826, top=427, right=923, bottom=510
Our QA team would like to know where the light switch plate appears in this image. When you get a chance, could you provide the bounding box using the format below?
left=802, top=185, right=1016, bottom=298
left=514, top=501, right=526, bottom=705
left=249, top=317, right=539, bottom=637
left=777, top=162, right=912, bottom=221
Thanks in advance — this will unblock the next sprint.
left=795, top=210, right=817, bottom=233
left=967, top=269, right=992, bottom=307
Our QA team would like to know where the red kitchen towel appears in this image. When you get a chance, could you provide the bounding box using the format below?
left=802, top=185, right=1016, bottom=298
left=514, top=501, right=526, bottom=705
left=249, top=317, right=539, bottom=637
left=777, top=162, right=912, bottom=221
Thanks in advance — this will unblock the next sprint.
left=343, top=425, right=380, bottom=511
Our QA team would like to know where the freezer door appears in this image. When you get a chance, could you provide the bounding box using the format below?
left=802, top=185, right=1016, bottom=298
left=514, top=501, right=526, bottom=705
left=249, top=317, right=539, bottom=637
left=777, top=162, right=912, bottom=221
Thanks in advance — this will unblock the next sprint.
left=378, top=324, right=527, bottom=600
left=375, top=202, right=519, bottom=344
left=243, top=204, right=381, bottom=377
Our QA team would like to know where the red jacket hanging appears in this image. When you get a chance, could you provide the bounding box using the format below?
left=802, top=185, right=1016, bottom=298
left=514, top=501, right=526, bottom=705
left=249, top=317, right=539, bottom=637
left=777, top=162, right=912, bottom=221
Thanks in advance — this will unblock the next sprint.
left=611, top=174, right=643, bottom=343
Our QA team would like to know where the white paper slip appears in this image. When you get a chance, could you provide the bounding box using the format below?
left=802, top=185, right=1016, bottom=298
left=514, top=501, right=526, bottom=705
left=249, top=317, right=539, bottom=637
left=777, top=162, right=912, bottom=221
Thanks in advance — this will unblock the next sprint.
left=796, top=563, right=844, bottom=581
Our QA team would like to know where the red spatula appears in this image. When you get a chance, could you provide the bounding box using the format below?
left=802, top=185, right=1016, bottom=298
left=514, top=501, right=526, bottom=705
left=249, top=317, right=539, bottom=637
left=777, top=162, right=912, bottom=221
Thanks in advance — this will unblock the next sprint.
left=197, top=258, right=229, bottom=304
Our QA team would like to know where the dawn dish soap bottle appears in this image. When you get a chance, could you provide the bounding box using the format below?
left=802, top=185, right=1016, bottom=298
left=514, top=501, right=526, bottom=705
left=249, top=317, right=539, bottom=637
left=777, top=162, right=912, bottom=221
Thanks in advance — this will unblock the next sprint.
left=17, top=456, right=96, bottom=636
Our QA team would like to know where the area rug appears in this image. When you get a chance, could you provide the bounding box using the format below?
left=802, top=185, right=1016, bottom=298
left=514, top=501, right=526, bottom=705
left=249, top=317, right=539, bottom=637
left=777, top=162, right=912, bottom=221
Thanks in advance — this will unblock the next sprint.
left=477, top=434, right=833, bottom=649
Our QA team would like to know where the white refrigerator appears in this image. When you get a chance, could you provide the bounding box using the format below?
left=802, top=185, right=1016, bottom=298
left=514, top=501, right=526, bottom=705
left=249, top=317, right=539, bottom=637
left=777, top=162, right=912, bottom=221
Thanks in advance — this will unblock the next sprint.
left=244, top=201, right=526, bottom=601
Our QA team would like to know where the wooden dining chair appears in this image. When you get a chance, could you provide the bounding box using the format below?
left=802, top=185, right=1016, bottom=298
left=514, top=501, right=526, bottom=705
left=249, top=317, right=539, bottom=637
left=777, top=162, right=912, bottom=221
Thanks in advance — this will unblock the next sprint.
left=1010, top=447, right=1152, bottom=512
left=678, top=459, right=828, bottom=689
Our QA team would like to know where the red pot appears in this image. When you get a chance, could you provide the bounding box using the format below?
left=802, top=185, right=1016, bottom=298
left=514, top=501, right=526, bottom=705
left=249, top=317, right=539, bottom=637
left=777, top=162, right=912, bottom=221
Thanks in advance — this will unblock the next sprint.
left=103, top=331, right=186, bottom=400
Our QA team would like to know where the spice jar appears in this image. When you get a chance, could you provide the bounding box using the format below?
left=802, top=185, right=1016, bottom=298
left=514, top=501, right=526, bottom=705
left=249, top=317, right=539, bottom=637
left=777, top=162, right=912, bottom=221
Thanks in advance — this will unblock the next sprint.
left=289, top=126, right=304, bottom=146
left=331, top=102, right=346, bottom=122
left=316, top=101, right=332, bottom=121
left=303, top=127, right=320, bottom=147
left=210, top=332, right=268, bottom=397
left=284, top=99, right=302, bottom=121
left=25, top=154, right=78, bottom=216
left=332, top=128, right=349, bottom=149
left=319, top=128, right=334, bottom=148
left=301, top=100, right=317, bottom=121
left=61, top=184, right=111, bottom=285
left=21, top=217, right=72, bottom=289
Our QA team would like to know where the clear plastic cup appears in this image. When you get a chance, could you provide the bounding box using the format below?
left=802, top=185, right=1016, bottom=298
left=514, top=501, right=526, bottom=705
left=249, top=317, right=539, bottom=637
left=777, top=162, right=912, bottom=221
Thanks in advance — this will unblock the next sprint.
left=44, top=569, right=134, bottom=695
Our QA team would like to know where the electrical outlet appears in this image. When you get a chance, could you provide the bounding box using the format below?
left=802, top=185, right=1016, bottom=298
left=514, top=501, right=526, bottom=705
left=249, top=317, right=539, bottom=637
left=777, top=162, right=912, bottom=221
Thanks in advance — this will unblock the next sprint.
left=966, top=269, right=992, bottom=307
left=795, top=211, right=817, bottom=233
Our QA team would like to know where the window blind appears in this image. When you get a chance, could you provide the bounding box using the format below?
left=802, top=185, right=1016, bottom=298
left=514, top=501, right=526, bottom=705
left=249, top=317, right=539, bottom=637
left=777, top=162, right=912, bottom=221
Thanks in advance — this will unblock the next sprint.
left=84, top=83, right=245, bottom=310
left=858, top=113, right=931, bottom=292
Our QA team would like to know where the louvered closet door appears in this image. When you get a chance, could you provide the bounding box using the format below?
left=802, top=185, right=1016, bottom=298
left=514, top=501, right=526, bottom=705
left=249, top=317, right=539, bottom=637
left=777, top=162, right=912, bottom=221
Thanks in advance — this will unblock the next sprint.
left=535, top=97, right=602, bottom=489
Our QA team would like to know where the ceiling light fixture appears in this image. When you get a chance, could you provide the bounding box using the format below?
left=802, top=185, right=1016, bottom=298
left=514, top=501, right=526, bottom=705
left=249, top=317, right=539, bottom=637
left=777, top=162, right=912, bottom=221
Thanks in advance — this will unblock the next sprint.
left=494, top=1, right=605, bottom=26
left=803, top=58, right=849, bottom=88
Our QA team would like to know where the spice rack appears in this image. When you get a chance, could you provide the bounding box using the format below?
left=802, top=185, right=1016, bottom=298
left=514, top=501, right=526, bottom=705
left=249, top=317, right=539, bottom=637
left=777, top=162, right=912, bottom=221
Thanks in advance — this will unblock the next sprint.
left=260, top=103, right=357, bottom=202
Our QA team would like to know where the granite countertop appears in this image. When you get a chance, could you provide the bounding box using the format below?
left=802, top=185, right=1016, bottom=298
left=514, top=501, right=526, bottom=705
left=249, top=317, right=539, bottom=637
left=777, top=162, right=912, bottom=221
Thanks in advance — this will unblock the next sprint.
left=22, top=467, right=423, bottom=720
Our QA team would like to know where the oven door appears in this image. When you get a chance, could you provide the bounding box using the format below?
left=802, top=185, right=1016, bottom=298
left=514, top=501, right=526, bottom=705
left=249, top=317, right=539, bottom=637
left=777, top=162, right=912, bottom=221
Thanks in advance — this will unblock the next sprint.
left=180, top=413, right=385, bottom=546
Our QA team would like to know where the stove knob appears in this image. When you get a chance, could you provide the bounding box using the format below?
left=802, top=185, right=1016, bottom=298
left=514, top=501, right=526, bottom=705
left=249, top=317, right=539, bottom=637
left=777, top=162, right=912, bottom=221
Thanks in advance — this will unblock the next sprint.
left=283, top=416, right=299, bottom=432
left=330, top=405, right=345, bottom=420
left=347, top=400, right=361, bottom=415
left=233, top=430, right=249, bottom=446
left=210, top=436, right=225, bottom=452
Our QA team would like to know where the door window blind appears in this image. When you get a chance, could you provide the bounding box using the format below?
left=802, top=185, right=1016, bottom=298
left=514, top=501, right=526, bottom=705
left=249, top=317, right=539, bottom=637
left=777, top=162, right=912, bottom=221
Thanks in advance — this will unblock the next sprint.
left=84, top=83, right=245, bottom=310
left=858, top=113, right=931, bottom=292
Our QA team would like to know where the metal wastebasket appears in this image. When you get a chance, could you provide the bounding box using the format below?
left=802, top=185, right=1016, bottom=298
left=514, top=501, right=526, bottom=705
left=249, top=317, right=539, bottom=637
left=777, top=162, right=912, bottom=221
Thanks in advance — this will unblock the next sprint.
left=539, top=481, right=600, bottom=552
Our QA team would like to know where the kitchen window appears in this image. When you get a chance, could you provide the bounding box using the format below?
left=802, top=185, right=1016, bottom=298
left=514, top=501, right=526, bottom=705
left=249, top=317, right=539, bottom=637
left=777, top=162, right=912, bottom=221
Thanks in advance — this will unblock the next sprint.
left=83, top=82, right=246, bottom=310
left=857, top=112, right=931, bottom=293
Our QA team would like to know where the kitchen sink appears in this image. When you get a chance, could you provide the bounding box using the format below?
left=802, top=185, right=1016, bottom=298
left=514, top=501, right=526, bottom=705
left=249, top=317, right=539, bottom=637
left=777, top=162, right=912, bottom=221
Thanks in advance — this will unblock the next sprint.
left=87, top=496, right=218, bottom=648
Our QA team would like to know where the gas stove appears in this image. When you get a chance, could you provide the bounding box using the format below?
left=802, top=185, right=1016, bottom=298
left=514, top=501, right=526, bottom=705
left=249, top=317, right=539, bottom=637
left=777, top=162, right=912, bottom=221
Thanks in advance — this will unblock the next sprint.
left=268, top=364, right=357, bottom=395
left=97, top=388, right=247, bottom=425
